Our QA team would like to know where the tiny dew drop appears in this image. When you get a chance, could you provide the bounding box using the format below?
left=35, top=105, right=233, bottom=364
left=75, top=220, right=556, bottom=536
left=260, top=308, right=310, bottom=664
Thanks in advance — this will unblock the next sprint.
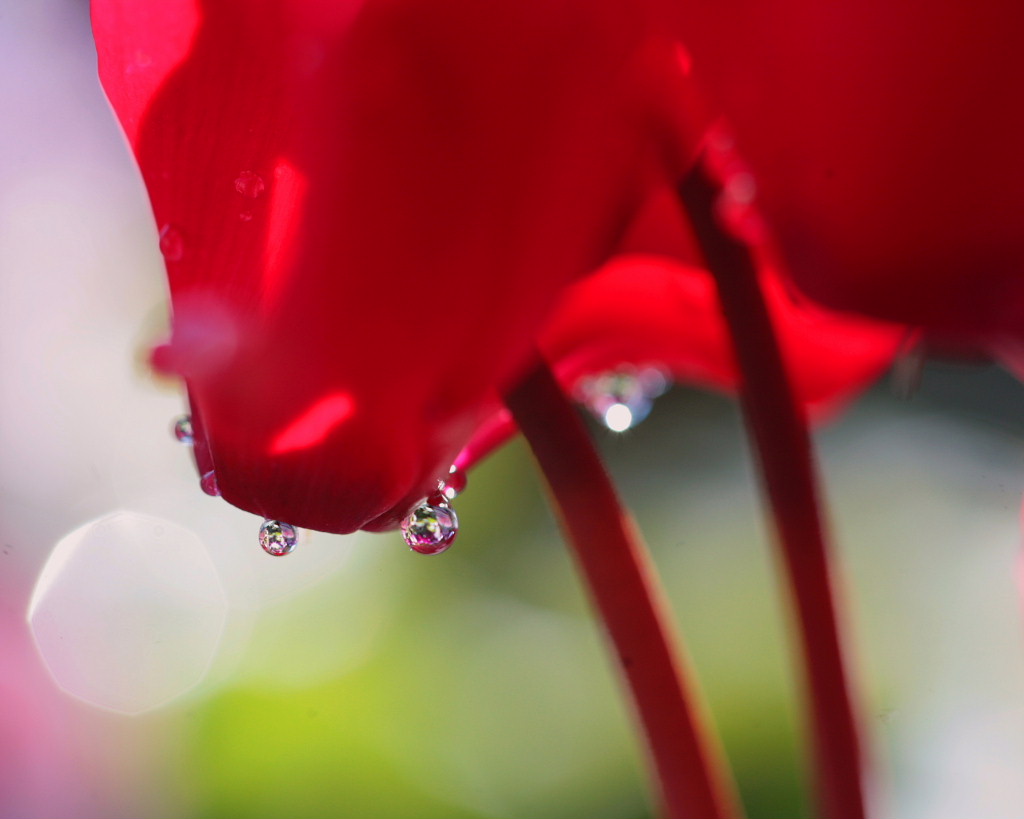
left=158, top=224, right=185, bottom=262
left=439, top=465, right=467, bottom=501
left=260, top=520, right=297, bottom=556
left=234, top=171, right=266, bottom=199
left=172, top=415, right=194, bottom=444
left=577, top=366, right=669, bottom=432
left=238, top=210, right=254, bottom=222
left=402, top=502, right=458, bottom=555
left=200, top=470, right=221, bottom=497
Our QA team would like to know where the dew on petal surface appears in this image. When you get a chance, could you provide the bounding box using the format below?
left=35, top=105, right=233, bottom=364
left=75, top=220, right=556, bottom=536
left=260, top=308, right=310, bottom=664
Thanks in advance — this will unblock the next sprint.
left=402, top=503, right=458, bottom=555
left=233, top=170, right=265, bottom=199
left=157, top=223, right=184, bottom=262
left=199, top=470, right=220, bottom=496
left=172, top=414, right=194, bottom=444
left=260, top=519, right=298, bottom=556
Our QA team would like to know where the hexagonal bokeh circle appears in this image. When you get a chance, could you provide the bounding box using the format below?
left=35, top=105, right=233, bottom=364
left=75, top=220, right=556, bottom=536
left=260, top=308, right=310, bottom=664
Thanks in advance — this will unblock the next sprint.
left=28, top=511, right=227, bottom=714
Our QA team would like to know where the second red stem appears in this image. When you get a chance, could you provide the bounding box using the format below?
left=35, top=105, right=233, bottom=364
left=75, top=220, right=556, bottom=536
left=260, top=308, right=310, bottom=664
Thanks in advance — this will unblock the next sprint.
left=679, top=161, right=867, bottom=819
left=505, top=359, right=741, bottom=819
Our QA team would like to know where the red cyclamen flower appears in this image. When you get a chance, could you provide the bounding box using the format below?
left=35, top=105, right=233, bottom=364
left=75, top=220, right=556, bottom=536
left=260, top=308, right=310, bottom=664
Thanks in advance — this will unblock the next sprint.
left=93, top=0, right=899, bottom=536
left=91, top=4, right=913, bottom=818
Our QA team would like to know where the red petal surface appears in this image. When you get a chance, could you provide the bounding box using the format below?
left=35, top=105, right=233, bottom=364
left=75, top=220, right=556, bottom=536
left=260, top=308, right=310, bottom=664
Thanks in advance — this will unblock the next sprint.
left=675, top=0, right=1024, bottom=353
left=93, top=0, right=707, bottom=532
left=541, top=254, right=903, bottom=415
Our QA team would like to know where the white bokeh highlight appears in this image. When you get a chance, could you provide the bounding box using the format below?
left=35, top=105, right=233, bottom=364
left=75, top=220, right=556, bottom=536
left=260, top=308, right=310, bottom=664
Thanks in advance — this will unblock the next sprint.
left=28, top=511, right=227, bottom=714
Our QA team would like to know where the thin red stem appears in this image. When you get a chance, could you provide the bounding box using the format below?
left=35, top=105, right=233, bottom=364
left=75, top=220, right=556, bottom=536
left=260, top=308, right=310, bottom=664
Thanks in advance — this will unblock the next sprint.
left=678, top=161, right=866, bottom=819
left=504, top=360, right=741, bottom=819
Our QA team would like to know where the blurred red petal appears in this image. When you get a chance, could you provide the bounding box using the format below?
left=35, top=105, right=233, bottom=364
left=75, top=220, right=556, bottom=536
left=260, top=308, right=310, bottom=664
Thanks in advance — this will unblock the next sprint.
left=675, top=0, right=1024, bottom=353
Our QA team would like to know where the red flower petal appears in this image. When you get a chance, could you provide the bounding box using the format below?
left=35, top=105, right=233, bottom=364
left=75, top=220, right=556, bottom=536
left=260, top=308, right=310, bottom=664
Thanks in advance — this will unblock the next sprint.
left=674, top=0, right=1024, bottom=354
left=541, top=254, right=903, bottom=417
left=93, top=0, right=708, bottom=532
left=451, top=244, right=902, bottom=476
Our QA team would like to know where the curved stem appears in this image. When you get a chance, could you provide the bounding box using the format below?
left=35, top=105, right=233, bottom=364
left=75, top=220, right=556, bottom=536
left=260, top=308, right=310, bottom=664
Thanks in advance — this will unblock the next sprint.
left=678, top=161, right=866, bottom=819
left=504, top=359, right=741, bottom=819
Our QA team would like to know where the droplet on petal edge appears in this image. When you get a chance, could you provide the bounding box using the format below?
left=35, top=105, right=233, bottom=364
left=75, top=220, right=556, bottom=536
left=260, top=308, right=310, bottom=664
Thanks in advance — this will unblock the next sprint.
left=259, top=520, right=297, bottom=556
left=158, top=224, right=185, bottom=262
left=402, top=503, right=458, bottom=555
left=234, top=171, right=266, bottom=199
left=576, top=366, right=669, bottom=432
left=199, top=470, right=221, bottom=497
left=438, top=465, right=467, bottom=501
left=172, top=415, right=194, bottom=444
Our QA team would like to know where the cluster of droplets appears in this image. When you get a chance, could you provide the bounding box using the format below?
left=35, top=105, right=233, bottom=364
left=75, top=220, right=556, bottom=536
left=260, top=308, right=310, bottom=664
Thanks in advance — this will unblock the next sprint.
left=171, top=413, right=465, bottom=557
left=575, top=366, right=669, bottom=432
left=401, top=466, right=465, bottom=556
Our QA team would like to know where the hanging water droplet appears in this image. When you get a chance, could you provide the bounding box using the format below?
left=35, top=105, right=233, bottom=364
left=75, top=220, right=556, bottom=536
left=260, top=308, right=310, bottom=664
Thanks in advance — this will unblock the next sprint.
left=234, top=171, right=266, bottom=199
left=259, top=520, right=297, bottom=556
left=199, top=470, right=221, bottom=497
left=172, top=415, right=194, bottom=444
left=577, top=366, right=669, bottom=432
left=402, top=502, right=458, bottom=555
left=438, top=465, right=467, bottom=501
left=158, top=224, right=185, bottom=262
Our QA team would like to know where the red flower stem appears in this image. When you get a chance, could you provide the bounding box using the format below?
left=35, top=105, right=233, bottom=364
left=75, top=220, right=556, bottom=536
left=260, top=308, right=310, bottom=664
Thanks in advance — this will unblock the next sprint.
left=504, top=359, right=741, bottom=819
left=678, top=161, right=866, bottom=819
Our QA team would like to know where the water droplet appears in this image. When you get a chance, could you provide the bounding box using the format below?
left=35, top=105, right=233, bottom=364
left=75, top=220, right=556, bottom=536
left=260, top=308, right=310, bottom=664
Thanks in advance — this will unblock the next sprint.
left=200, top=470, right=221, bottom=497
left=158, top=224, right=184, bottom=262
left=234, top=171, right=266, bottom=199
left=260, top=520, right=297, bottom=556
left=172, top=415, right=194, bottom=444
left=238, top=210, right=254, bottom=222
left=439, top=465, right=467, bottom=501
left=577, top=366, right=669, bottom=432
left=402, top=502, right=458, bottom=555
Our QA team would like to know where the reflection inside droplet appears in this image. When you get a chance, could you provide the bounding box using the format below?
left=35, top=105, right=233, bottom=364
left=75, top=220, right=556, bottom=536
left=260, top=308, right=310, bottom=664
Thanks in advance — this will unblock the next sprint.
left=603, top=403, right=634, bottom=433
left=158, top=224, right=184, bottom=262
left=402, top=502, right=458, bottom=555
left=234, top=170, right=266, bottom=199
left=260, top=520, right=297, bottom=556
left=172, top=415, right=194, bottom=444
left=200, top=470, right=220, bottom=497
